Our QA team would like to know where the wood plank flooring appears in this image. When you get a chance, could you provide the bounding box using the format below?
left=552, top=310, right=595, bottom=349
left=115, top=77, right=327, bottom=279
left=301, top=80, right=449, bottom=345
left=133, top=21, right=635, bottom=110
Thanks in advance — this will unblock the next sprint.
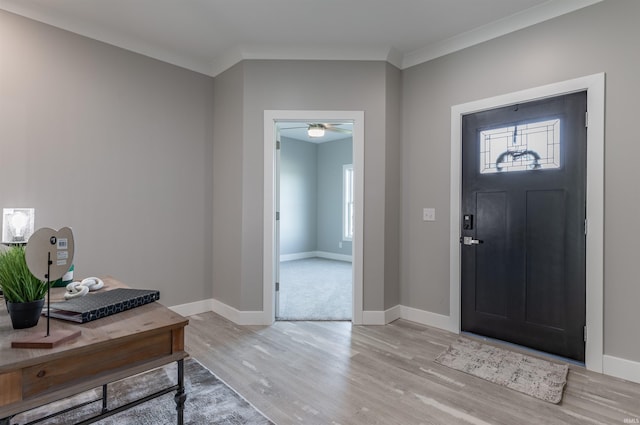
left=185, top=312, right=640, bottom=425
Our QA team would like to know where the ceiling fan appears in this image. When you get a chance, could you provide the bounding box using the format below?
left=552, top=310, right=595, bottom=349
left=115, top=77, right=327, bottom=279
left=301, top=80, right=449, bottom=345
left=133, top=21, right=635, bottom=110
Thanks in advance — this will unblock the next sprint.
left=279, top=123, right=352, bottom=138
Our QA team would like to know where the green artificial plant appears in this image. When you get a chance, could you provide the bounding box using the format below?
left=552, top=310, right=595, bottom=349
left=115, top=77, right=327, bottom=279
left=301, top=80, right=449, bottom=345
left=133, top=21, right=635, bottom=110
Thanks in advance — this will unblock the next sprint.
left=0, top=245, right=48, bottom=303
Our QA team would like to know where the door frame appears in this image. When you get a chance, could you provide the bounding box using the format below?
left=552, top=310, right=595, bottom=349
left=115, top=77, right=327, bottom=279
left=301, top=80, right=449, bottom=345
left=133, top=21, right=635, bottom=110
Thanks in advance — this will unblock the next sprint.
left=449, top=73, right=605, bottom=372
left=264, top=110, right=365, bottom=325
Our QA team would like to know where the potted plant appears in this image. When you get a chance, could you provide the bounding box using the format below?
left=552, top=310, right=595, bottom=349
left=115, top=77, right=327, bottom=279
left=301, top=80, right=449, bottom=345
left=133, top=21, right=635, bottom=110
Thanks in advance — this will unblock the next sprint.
left=0, top=245, right=48, bottom=329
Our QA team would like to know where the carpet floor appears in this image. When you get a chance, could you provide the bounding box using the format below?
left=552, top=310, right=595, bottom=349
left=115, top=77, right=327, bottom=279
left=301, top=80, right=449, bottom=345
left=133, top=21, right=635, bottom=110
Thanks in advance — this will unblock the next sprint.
left=278, top=257, right=352, bottom=320
left=13, top=358, right=274, bottom=425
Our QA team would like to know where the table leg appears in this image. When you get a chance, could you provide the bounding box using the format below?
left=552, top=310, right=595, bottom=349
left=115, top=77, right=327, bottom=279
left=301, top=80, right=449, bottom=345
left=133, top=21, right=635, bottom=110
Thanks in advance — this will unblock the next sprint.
left=174, top=359, right=186, bottom=425
left=102, top=384, right=108, bottom=413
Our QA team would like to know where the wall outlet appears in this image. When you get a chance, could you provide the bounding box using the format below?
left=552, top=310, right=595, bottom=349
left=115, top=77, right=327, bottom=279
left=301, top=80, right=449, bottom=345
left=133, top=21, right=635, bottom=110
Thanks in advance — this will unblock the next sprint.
left=423, top=208, right=436, bottom=221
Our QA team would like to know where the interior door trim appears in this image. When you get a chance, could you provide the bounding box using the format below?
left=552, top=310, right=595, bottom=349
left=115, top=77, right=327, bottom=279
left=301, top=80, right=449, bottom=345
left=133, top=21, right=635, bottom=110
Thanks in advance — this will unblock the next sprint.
left=264, top=110, right=365, bottom=325
left=449, top=73, right=605, bottom=372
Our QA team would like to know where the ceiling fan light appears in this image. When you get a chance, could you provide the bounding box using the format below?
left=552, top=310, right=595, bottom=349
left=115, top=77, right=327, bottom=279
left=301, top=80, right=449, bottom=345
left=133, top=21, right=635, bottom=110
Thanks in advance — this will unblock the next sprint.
left=307, top=124, right=325, bottom=138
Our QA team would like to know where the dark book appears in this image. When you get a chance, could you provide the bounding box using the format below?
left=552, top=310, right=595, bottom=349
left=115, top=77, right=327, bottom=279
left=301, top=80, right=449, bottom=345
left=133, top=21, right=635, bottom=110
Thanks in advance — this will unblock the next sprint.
left=45, top=288, right=160, bottom=323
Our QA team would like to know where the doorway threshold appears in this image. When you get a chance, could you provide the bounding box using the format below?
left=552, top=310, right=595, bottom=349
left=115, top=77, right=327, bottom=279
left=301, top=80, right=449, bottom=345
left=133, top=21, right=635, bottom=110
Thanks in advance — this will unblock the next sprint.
left=461, top=331, right=586, bottom=368
left=276, top=318, right=351, bottom=322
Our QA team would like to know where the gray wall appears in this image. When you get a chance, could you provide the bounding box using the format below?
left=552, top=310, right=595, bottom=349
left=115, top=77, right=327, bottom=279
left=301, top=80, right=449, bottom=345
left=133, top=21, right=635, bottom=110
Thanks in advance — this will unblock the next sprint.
left=384, top=63, right=402, bottom=309
left=280, top=137, right=317, bottom=255
left=280, top=137, right=353, bottom=257
left=401, top=0, right=640, bottom=362
left=212, top=61, right=244, bottom=308
left=0, top=10, right=215, bottom=306
left=0, top=10, right=403, bottom=314
left=213, top=59, right=401, bottom=312
left=8, top=0, right=632, bottom=364
left=317, top=138, right=353, bottom=256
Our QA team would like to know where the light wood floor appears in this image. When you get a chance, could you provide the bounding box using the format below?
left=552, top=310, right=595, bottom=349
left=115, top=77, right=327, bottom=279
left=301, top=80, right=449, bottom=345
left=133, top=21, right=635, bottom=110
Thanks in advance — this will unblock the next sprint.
left=185, top=312, right=640, bottom=425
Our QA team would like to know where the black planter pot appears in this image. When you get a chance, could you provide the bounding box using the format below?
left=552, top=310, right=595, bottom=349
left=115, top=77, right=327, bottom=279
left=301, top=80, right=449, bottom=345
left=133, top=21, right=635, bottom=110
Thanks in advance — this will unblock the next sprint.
left=6, top=298, right=45, bottom=329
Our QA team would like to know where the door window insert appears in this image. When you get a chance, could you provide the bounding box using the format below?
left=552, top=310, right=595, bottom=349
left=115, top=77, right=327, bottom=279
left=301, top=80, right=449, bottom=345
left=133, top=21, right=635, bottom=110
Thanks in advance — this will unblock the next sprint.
left=480, top=118, right=560, bottom=174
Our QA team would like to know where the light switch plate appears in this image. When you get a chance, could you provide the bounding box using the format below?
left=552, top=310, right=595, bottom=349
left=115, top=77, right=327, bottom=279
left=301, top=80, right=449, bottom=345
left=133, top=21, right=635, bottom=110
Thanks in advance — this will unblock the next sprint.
left=423, top=208, right=436, bottom=221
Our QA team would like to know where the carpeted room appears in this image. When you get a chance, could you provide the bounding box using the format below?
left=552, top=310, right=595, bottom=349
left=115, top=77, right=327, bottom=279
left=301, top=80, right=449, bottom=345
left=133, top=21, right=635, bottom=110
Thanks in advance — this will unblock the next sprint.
left=277, top=131, right=354, bottom=321
left=2, top=0, right=640, bottom=424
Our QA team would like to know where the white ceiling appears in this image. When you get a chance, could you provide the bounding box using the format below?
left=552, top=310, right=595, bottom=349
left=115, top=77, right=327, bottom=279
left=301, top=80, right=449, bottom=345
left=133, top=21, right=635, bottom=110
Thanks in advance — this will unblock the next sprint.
left=0, top=0, right=600, bottom=77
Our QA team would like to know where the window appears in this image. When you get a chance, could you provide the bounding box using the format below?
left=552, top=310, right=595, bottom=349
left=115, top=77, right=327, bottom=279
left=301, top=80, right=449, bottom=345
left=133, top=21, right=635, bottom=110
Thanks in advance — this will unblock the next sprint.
left=343, top=164, right=354, bottom=241
left=480, top=118, right=560, bottom=174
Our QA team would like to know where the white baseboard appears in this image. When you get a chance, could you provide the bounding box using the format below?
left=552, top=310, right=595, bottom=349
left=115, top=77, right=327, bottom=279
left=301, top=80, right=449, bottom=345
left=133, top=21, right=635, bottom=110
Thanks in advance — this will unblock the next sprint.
left=170, top=297, right=271, bottom=325
left=362, top=310, right=385, bottom=325
left=280, top=251, right=352, bottom=262
left=603, top=354, right=640, bottom=384
left=280, top=251, right=316, bottom=262
left=210, top=298, right=271, bottom=325
left=316, top=251, right=353, bottom=262
left=361, top=306, right=401, bottom=325
left=399, top=305, right=458, bottom=333
left=169, top=298, right=213, bottom=317
left=360, top=305, right=456, bottom=331
left=386, top=305, right=402, bottom=323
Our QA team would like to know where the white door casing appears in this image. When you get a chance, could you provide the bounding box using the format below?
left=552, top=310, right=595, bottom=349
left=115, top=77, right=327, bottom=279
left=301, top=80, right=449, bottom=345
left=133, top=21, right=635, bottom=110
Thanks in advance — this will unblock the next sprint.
left=264, top=110, right=365, bottom=325
left=450, top=73, right=605, bottom=371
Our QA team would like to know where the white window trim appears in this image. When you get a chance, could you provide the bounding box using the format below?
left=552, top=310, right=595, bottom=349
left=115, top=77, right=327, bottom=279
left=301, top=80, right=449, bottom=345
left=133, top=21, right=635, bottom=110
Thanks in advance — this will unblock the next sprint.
left=343, top=164, right=354, bottom=241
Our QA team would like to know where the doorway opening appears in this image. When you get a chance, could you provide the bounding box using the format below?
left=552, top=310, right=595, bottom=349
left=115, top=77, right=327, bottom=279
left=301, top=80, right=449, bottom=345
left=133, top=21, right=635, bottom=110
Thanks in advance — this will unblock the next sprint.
left=276, top=122, right=354, bottom=320
left=263, top=110, right=364, bottom=325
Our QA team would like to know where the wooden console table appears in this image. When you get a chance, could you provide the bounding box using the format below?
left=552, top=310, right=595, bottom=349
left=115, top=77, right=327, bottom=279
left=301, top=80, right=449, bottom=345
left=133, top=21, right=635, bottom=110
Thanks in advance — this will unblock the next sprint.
left=0, top=277, right=189, bottom=424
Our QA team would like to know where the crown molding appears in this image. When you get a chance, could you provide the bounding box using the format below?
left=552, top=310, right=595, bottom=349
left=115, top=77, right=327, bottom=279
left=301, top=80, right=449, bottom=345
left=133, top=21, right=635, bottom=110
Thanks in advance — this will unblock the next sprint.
left=1, top=0, right=602, bottom=78
left=0, top=1, right=213, bottom=75
left=402, top=0, right=602, bottom=69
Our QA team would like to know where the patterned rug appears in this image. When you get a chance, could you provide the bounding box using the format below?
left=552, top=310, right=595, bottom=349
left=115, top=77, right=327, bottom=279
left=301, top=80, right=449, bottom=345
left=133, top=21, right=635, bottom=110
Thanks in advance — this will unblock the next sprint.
left=435, top=338, right=569, bottom=404
left=13, top=358, right=273, bottom=424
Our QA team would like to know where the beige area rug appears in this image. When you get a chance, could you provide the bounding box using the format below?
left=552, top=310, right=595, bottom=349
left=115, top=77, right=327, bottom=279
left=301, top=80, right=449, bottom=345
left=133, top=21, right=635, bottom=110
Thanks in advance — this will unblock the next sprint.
left=435, top=338, right=569, bottom=404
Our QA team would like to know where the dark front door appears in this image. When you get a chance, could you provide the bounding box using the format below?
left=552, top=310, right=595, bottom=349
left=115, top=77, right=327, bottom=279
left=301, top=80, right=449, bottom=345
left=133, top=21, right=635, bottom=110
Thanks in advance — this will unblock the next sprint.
left=461, top=92, right=587, bottom=361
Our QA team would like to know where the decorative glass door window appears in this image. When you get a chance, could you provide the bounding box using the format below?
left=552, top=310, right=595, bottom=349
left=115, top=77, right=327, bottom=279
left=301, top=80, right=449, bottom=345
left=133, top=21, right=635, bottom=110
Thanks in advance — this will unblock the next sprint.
left=479, top=118, right=560, bottom=174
